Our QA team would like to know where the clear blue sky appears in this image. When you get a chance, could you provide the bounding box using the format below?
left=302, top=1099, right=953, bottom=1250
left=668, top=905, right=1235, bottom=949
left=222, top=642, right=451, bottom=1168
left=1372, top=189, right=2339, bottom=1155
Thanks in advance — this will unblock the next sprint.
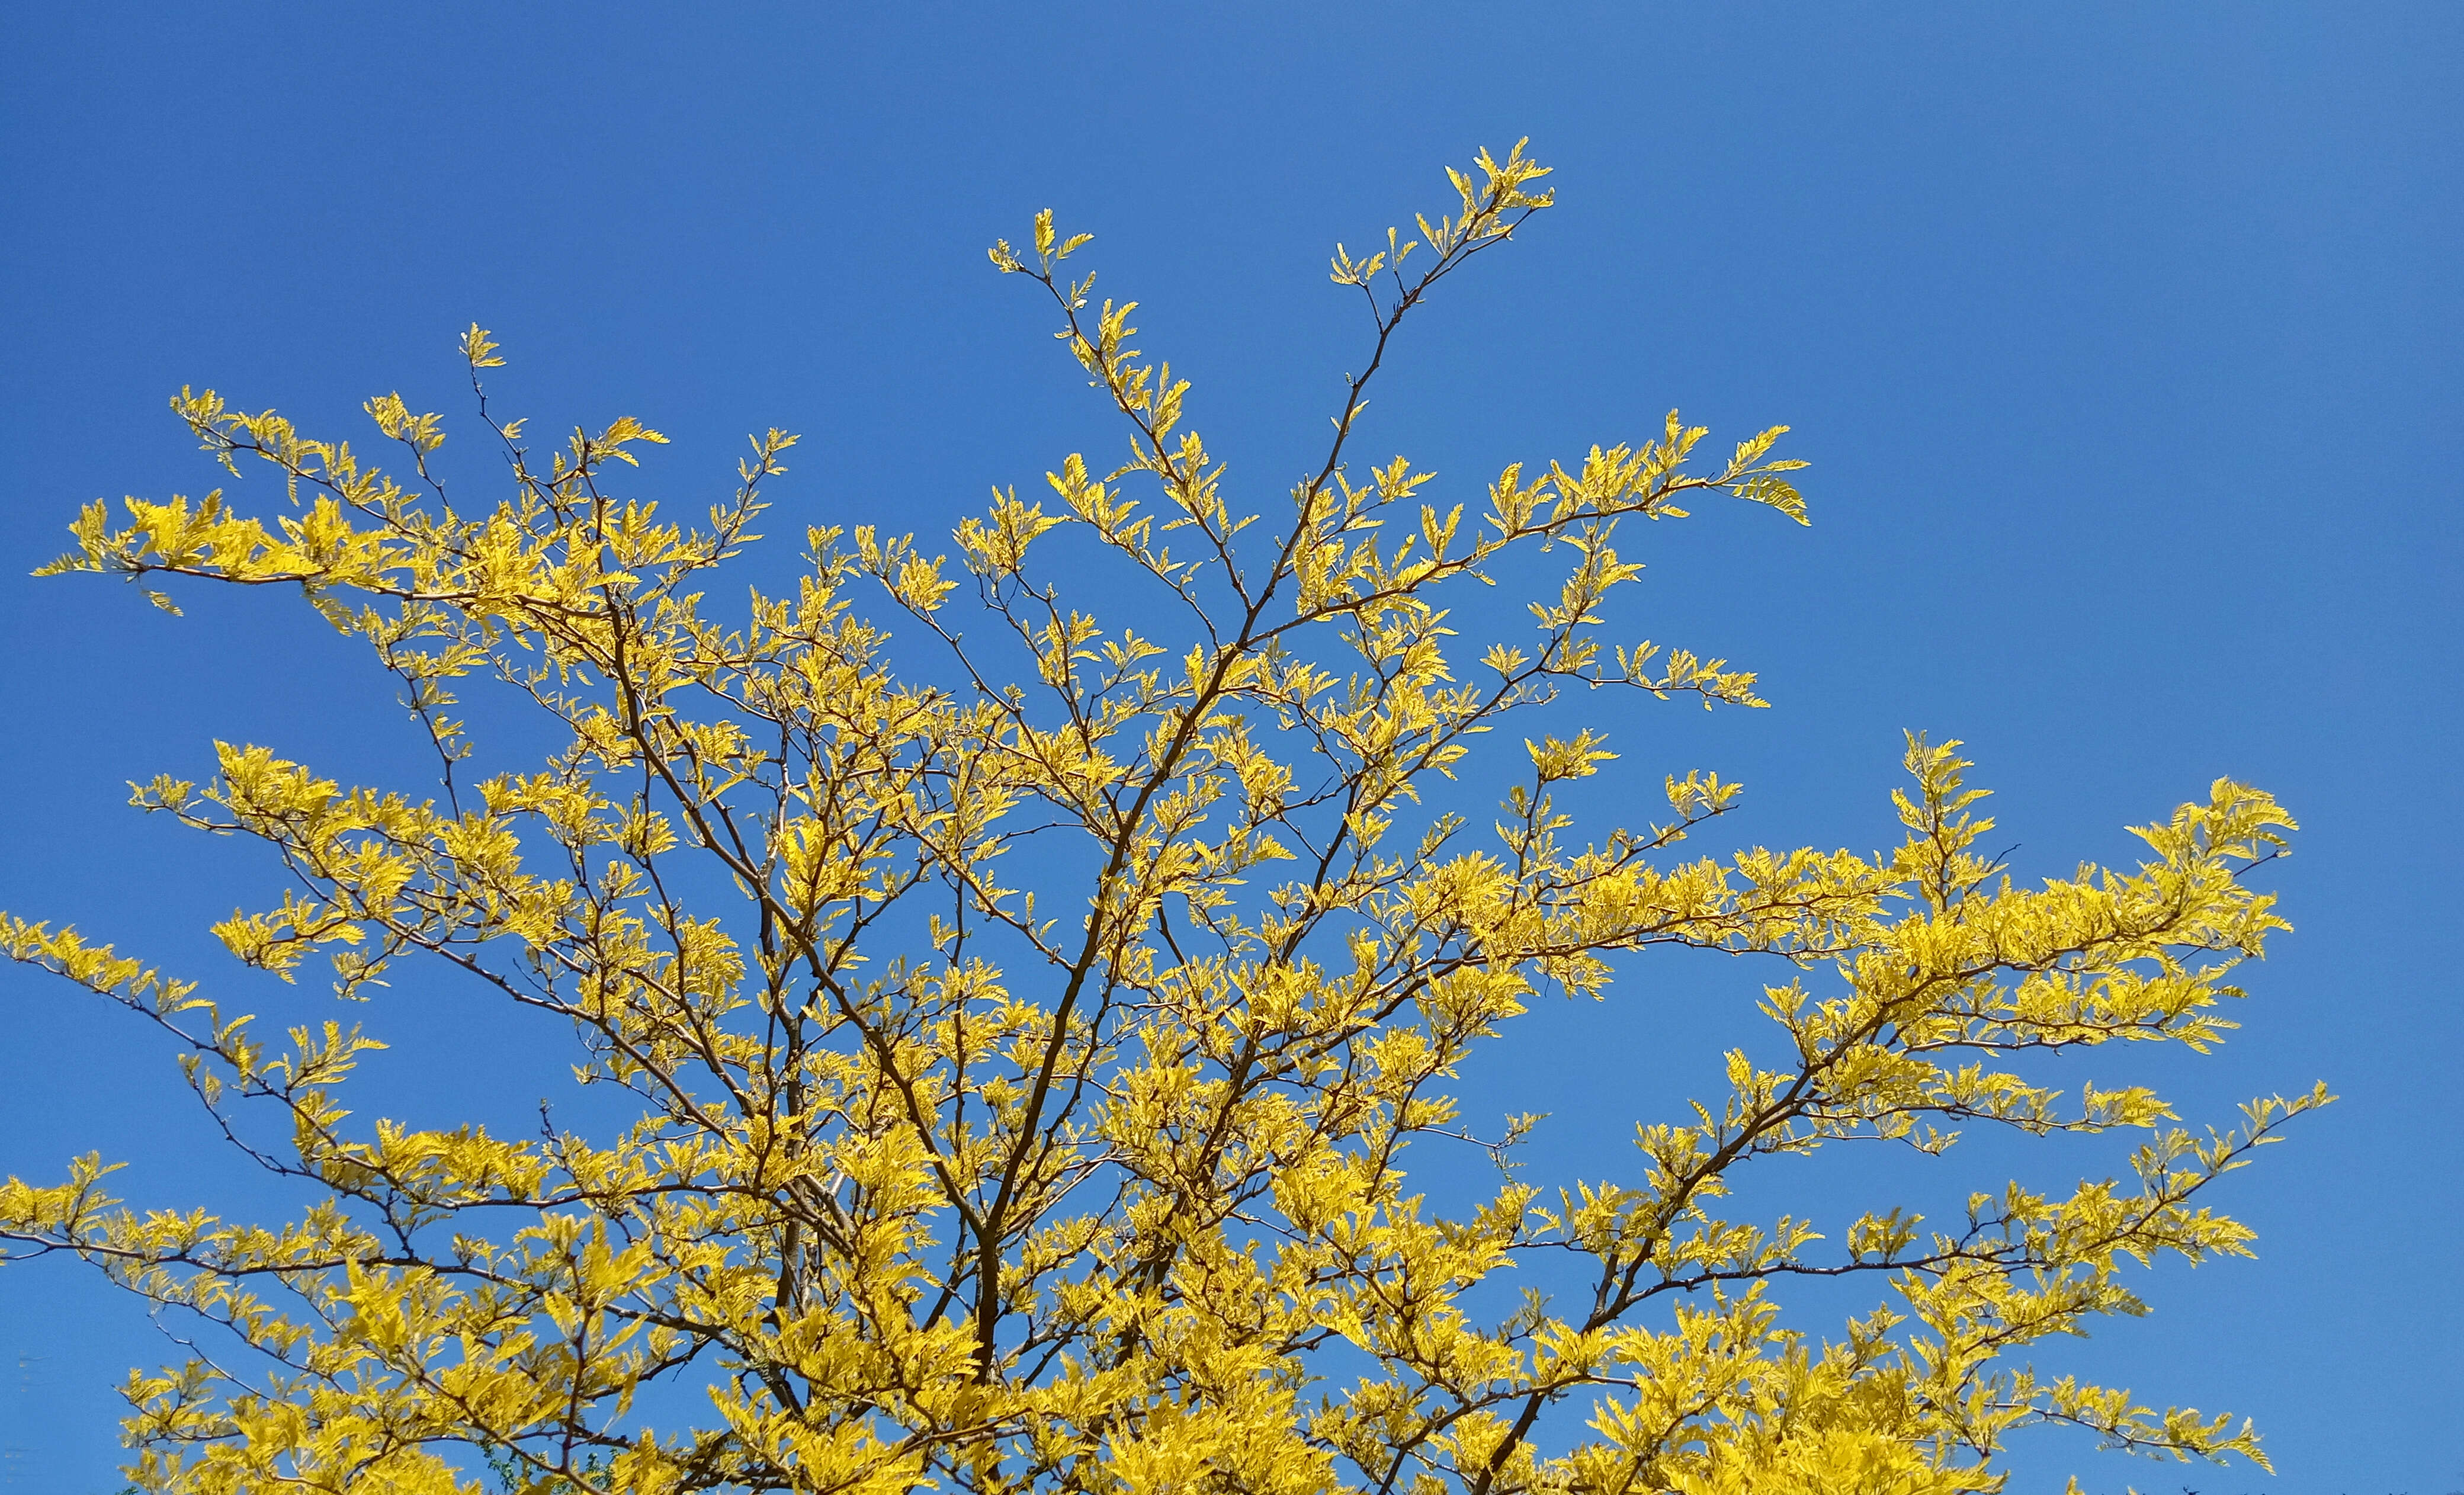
left=2, top=6, right=2456, bottom=1492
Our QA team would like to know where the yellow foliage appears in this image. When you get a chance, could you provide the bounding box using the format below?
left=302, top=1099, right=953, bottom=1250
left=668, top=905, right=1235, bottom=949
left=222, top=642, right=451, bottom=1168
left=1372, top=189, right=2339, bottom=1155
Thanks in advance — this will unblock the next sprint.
left=3, top=143, right=2317, bottom=1495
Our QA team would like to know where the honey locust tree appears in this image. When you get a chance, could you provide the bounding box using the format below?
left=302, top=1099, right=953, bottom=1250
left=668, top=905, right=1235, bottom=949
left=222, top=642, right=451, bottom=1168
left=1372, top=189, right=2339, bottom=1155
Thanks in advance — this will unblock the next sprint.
left=1, top=143, right=2320, bottom=1495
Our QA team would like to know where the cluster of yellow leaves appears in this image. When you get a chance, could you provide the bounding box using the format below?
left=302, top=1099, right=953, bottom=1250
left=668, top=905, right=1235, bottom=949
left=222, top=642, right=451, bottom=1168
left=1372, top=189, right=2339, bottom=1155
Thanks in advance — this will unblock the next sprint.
left=2, top=143, right=2319, bottom=1495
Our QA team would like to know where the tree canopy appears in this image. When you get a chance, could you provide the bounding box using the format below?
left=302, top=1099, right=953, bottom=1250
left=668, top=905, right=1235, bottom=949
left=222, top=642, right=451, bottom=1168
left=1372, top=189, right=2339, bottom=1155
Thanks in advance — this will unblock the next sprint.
left=1, top=143, right=2321, bottom=1495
